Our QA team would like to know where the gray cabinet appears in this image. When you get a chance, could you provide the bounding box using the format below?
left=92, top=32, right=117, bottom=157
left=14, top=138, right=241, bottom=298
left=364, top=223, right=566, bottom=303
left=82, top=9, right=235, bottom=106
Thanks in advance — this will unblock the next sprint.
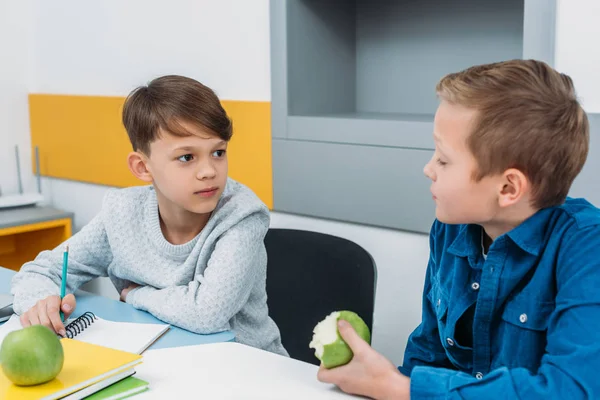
left=273, top=139, right=435, bottom=232
left=271, top=0, right=557, bottom=233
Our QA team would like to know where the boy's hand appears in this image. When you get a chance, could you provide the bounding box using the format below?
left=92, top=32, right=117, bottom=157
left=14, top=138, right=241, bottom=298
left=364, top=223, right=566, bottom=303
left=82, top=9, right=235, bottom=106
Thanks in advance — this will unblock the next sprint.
left=120, top=283, right=140, bottom=302
left=317, top=320, right=411, bottom=400
left=20, top=294, right=77, bottom=337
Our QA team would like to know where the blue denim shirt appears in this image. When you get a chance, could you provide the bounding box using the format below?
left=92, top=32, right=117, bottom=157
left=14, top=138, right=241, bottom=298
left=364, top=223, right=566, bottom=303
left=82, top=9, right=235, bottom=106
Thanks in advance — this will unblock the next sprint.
left=400, top=198, right=600, bottom=399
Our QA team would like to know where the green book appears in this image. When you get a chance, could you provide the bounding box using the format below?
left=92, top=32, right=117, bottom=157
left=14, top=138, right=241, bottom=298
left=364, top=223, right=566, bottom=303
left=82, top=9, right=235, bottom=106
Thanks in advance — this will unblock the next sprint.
left=84, top=376, right=149, bottom=400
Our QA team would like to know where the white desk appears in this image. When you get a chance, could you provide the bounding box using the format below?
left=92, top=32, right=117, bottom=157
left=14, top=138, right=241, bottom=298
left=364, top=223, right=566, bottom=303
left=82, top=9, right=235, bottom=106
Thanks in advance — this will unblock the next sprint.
left=135, top=342, right=363, bottom=399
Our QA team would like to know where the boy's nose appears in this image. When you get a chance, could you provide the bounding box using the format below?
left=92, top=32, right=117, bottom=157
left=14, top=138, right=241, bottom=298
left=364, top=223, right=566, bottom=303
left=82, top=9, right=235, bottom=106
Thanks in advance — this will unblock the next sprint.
left=423, top=160, right=436, bottom=181
left=196, top=163, right=217, bottom=180
left=423, top=162, right=433, bottom=180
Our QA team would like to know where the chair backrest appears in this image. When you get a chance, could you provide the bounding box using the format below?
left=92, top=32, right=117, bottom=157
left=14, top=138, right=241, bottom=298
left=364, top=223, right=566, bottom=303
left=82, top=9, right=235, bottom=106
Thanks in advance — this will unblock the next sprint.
left=265, top=228, right=377, bottom=365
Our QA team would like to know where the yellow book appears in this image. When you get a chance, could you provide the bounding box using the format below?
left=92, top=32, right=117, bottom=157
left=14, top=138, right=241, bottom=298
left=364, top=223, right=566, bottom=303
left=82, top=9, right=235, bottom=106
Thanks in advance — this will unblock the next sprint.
left=0, top=338, right=142, bottom=400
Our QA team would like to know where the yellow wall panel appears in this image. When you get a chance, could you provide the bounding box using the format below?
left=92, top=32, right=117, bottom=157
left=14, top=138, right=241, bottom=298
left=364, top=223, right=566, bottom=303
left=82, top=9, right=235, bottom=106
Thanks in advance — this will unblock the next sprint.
left=29, top=94, right=273, bottom=208
left=29, top=94, right=138, bottom=187
left=223, top=101, right=272, bottom=209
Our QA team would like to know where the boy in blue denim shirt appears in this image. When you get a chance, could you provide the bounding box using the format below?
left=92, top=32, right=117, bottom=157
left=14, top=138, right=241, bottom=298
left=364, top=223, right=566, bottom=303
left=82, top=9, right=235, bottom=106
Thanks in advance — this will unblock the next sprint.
left=318, top=59, right=600, bottom=399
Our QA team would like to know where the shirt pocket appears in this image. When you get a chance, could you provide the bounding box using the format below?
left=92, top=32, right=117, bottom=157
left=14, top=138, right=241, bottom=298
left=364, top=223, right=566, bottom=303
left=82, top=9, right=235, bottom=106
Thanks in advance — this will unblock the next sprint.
left=496, top=296, right=555, bottom=371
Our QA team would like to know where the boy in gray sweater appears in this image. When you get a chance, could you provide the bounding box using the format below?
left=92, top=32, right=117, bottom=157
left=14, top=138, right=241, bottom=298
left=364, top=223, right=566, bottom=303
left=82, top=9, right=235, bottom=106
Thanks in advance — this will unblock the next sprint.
left=10, top=75, right=287, bottom=356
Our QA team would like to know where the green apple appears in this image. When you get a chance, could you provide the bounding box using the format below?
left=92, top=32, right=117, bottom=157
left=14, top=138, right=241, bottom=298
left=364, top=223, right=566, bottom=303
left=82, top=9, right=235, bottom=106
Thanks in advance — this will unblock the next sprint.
left=309, top=310, right=371, bottom=369
left=0, top=325, right=64, bottom=386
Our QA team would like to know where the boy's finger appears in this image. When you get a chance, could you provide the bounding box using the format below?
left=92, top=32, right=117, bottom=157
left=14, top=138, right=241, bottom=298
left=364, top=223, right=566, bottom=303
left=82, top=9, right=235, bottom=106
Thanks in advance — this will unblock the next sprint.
left=337, top=320, right=368, bottom=352
left=61, top=294, right=76, bottom=319
left=38, top=307, right=54, bottom=331
left=317, top=364, right=336, bottom=383
left=47, top=298, right=66, bottom=336
left=28, top=307, right=41, bottom=326
left=317, top=362, right=353, bottom=384
left=20, top=313, right=31, bottom=327
left=37, top=298, right=55, bottom=331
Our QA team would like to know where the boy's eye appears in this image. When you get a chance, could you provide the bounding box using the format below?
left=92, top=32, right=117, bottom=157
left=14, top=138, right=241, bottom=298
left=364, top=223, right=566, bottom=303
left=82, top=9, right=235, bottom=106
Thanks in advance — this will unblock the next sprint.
left=177, top=154, right=194, bottom=162
left=212, top=150, right=226, bottom=158
left=436, top=158, right=447, bottom=166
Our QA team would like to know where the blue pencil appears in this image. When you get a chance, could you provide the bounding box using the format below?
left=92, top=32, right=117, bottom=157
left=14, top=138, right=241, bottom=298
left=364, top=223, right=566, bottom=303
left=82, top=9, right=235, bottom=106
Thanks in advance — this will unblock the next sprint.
left=60, top=245, right=69, bottom=322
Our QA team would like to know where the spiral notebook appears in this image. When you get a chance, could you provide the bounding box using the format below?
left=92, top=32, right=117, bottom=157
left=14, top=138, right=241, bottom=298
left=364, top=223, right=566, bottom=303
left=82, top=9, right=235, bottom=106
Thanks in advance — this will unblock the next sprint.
left=0, top=312, right=170, bottom=355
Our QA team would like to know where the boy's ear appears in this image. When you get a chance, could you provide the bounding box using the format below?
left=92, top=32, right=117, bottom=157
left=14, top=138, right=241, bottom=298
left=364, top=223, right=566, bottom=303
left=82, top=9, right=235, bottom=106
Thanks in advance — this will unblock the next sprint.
left=127, top=151, right=153, bottom=183
left=498, top=168, right=530, bottom=208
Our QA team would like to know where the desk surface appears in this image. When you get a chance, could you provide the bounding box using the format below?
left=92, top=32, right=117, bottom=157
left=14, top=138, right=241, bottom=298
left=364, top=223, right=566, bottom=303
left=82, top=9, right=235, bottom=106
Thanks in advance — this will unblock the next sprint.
left=0, top=206, right=74, bottom=229
left=135, top=342, right=359, bottom=399
left=0, top=267, right=235, bottom=349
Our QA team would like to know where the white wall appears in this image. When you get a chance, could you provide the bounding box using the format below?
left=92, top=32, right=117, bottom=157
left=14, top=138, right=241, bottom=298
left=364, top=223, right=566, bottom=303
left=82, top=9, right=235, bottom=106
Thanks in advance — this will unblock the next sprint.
left=555, top=0, right=600, bottom=113
left=30, top=0, right=271, bottom=100
left=0, top=1, right=36, bottom=199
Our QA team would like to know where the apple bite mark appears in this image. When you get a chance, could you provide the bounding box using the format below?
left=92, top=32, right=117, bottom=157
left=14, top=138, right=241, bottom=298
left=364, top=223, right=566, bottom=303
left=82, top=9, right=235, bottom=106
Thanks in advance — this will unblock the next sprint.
left=309, top=310, right=371, bottom=369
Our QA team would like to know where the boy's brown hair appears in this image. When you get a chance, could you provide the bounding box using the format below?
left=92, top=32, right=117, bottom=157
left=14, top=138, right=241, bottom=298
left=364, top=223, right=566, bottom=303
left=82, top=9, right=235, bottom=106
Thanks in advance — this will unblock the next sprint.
left=436, top=59, right=589, bottom=209
left=122, top=75, right=233, bottom=155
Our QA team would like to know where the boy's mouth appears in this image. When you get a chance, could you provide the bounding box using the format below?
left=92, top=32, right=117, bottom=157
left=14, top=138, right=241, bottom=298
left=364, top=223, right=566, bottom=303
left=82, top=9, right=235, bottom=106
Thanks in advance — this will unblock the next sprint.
left=195, top=187, right=219, bottom=198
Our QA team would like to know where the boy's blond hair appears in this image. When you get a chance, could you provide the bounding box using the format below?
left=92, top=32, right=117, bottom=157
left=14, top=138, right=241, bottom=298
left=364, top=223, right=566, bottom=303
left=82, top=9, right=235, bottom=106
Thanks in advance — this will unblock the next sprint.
left=436, top=59, right=589, bottom=209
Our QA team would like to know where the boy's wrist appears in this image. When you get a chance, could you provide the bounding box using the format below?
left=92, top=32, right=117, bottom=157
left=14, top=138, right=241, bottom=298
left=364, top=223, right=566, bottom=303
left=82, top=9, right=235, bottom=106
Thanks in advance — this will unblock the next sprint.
left=376, top=368, right=410, bottom=400
left=120, top=283, right=141, bottom=302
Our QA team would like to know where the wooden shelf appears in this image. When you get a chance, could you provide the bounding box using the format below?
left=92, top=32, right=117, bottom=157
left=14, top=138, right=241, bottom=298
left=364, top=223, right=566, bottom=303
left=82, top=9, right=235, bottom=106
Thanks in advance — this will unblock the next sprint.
left=0, top=207, right=73, bottom=271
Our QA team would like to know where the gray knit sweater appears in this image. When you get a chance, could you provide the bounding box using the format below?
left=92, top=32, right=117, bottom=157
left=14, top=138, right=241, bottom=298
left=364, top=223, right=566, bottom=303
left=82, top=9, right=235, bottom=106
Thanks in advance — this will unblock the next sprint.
left=10, top=178, right=287, bottom=356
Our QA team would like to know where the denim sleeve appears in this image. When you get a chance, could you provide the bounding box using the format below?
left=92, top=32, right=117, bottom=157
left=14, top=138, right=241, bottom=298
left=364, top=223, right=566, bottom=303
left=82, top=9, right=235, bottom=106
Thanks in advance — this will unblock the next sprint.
left=399, top=221, right=455, bottom=377
left=409, top=225, right=600, bottom=399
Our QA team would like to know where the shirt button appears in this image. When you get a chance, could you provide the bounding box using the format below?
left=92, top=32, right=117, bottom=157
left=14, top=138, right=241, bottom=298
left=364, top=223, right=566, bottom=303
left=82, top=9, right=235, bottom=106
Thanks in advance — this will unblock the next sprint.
left=475, top=372, right=484, bottom=380
left=519, top=313, right=528, bottom=323
left=436, top=299, right=441, bottom=307
left=446, top=338, right=455, bottom=346
left=471, top=282, right=480, bottom=291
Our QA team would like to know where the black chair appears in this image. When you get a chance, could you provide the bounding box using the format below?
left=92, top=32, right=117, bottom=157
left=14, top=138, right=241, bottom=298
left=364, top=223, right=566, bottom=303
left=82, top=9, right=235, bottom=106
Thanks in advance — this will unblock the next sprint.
left=265, top=228, right=377, bottom=365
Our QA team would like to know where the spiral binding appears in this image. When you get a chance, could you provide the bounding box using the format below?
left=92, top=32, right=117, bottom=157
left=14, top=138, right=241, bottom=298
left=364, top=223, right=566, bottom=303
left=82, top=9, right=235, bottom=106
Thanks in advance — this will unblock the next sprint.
left=64, top=311, right=97, bottom=339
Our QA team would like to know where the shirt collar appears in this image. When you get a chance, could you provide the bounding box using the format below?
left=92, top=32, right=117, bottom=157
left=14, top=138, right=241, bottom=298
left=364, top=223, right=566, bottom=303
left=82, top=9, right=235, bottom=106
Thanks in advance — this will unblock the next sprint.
left=447, top=224, right=482, bottom=258
left=447, top=208, right=552, bottom=258
left=504, top=208, right=553, bottom=256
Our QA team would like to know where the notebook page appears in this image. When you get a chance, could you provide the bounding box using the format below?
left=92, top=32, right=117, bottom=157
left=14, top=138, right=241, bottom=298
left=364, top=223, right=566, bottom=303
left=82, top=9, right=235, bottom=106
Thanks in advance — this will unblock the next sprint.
left=72, top=317, right=170, bottom=354
left=0, top=314, right=170, bottom=354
